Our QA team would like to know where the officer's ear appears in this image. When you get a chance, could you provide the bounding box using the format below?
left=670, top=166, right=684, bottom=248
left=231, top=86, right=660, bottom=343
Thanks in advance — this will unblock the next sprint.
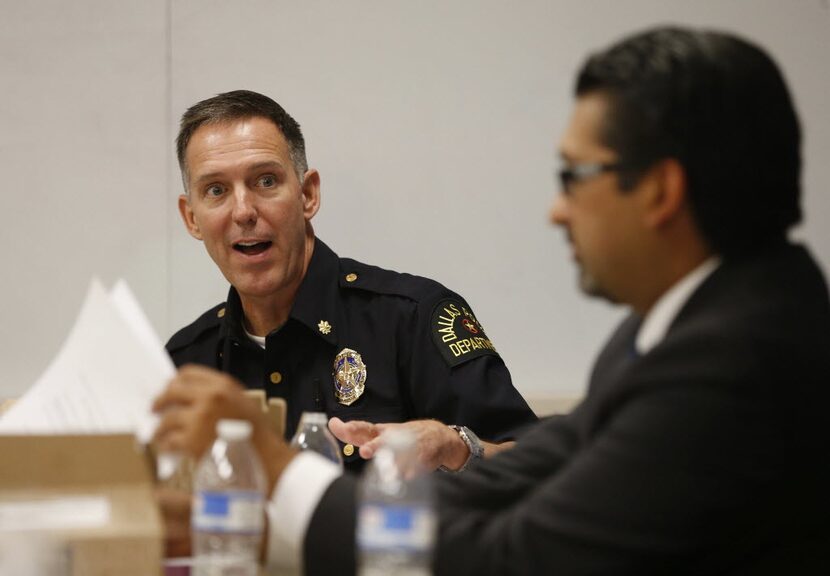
left=300, top=169, right=321, bottom=221
left=178, top=194, right=203, bottom=240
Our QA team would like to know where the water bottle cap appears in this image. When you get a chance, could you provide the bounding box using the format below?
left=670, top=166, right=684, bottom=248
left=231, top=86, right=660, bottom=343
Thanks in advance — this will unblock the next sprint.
left=299, top=411, right=329, bottom=426
left=216, top=419, right=253, bottom=441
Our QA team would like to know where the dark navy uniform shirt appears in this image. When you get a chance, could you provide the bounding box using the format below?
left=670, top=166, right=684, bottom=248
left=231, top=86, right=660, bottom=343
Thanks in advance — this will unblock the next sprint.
left=166, top=238, right=536, bottom=471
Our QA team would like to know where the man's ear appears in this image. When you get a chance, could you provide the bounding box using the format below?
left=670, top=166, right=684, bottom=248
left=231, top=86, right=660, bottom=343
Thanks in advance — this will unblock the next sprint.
left=178, top=194, right=203, bottom=240
left=301, top=169, right=321, bottom=221
left=643, top=158, right=688, bottom=229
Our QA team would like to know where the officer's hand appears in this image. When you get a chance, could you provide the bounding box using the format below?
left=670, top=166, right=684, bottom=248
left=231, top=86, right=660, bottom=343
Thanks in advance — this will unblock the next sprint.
left=328, top=417, right=469, bottom=471
left=152, top=364, right=295, bottom=494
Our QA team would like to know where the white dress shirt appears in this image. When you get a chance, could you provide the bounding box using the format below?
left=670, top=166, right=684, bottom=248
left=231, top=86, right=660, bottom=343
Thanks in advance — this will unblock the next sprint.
left=635, top=257, right=720, bottom=354
left=266, top=451, right=342, bottom=572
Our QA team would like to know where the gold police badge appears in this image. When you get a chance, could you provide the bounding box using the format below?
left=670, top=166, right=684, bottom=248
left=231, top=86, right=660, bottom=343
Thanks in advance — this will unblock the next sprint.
left=333, top=348, right=367, bottom=406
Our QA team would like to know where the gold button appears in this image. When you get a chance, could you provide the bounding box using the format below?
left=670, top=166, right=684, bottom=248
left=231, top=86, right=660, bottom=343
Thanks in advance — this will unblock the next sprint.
left=217, top=307, right=226, bottom=318
left=269, top=372, right=283, bottom=384
left=343, top=443, right=355, bottom=457
left=345, top=273, right=358, bottom=283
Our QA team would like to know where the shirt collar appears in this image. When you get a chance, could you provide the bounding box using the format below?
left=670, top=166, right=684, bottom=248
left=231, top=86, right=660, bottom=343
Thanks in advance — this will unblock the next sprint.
left=635, top=256, right=721, bottom=355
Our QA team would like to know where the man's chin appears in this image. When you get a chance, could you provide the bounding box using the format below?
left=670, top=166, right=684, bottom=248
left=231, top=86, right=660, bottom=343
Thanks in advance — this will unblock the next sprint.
left=578, top=271, right=617, bottom=304
left=226, top=274, right=284, bottom=300
left=228, top=269, right=306, bottom=303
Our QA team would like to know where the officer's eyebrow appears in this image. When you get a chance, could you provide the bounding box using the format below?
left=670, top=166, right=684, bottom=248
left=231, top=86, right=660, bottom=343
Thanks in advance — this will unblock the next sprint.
left=191, top=161, right=287, bottom=186
left=246, top=161, right=286, bottom=175
left=191, top=171, right=223, bottom=186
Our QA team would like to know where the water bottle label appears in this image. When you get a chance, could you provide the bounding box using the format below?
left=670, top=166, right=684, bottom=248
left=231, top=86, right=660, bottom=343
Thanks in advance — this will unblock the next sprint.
left=357, top=504, right=435, bottom=552
left=193, top=490, right=264, bottom=533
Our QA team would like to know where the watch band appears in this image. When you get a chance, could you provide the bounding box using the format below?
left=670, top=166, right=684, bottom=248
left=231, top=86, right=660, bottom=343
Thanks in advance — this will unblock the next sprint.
left=439, top=425, right=484, bottom=473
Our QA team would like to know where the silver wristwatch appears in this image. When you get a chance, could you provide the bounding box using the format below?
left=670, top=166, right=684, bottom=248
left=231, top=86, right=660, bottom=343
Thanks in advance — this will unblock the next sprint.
left=440, top=425, right=484, bottom=473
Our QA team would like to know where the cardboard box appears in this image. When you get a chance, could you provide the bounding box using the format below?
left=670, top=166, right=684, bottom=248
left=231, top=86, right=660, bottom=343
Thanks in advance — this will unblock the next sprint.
left=0, top=434, right=162, bottom=576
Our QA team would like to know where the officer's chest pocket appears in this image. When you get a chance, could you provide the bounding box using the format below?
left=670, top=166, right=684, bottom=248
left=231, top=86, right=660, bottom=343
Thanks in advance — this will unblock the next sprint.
left=324, top=357, right=405, bottom=419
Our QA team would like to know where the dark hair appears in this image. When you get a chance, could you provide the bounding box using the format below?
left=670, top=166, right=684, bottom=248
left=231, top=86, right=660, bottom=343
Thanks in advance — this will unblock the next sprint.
left=576, top=27, right=802, bottom=257
left=176, top=90, right=308, bottom=186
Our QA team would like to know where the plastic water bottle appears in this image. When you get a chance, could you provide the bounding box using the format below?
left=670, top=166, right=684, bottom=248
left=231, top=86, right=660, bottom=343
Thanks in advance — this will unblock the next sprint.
left=192, top=419, right=267, bottom=576
left=290, top=411, right=344, bottom=468
left=357, top=429, right=436, bottom=576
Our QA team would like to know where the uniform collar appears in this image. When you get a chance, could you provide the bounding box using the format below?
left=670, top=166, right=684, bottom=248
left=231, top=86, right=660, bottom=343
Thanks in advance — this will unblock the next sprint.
left=220, top=287, right=247, bottom=343
left=218, top=237, right=342, bottom=346
left=289, top=237, right=342, bottom=346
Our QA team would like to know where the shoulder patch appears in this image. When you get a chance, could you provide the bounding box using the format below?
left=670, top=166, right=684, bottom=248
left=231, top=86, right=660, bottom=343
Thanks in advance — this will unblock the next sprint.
left=431, top=298, right=500, bottom=368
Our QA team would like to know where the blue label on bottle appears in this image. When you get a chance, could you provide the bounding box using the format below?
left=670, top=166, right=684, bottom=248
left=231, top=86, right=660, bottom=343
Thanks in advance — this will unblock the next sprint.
left=357, top=504, right=435, bottom=552
left=202, top=492, right=230, bottom=516
left=383, top=507, right=415, bottom=530
left=193, top=490, right=264, bottom=533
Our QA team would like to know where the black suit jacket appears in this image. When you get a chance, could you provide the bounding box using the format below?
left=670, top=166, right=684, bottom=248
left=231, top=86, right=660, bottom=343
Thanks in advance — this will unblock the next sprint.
left=304, top=242, right=830, bottom=575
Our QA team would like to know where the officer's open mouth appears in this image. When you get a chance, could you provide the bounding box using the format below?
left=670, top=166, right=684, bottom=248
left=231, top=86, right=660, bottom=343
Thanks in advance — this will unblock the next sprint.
left=233, top=241, right=272, bottom=255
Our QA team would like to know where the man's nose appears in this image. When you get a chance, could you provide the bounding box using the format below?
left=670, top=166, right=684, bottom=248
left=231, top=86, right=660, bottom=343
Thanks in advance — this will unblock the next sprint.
left=231, top=187, right=257, bottom=225
left=549, top=192, right=569, bottom=227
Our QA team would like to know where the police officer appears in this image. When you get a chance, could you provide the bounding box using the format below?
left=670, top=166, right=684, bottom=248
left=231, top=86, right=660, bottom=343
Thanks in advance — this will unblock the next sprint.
left=166, top=90, right=536, bottom=473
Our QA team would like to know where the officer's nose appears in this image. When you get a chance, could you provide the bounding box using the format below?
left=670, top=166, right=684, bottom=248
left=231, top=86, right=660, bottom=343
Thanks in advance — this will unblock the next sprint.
left=231, top=187, right=257, bottom=226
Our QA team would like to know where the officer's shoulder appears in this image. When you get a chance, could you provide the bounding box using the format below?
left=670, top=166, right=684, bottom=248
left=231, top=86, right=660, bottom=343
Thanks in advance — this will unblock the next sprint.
left=339, top=257, right=502, bottom=367
left=338, top=257, right=456, bottom=305
left=166, top=302, right=225, bottom=352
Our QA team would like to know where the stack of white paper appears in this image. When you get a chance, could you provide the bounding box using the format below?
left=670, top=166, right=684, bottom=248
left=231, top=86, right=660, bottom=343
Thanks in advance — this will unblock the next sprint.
left=0, top=278, right=174, bottom=443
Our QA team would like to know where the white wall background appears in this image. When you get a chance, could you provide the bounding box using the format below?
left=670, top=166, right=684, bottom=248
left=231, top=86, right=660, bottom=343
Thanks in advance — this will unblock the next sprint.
left=2, top=1, right=829, bottom=408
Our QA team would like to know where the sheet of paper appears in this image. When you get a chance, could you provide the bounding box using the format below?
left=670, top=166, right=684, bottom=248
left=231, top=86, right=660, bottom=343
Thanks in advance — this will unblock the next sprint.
left=0, top=278, right=174, bottom=442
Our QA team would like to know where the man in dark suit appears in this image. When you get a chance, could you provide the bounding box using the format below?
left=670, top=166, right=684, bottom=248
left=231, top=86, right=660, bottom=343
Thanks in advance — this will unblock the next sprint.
left=154, top=26, right=830, bottom=574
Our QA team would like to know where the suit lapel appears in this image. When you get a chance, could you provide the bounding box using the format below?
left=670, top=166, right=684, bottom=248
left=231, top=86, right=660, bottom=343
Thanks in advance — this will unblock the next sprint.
left=587, top=313, right=642, bottom=397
